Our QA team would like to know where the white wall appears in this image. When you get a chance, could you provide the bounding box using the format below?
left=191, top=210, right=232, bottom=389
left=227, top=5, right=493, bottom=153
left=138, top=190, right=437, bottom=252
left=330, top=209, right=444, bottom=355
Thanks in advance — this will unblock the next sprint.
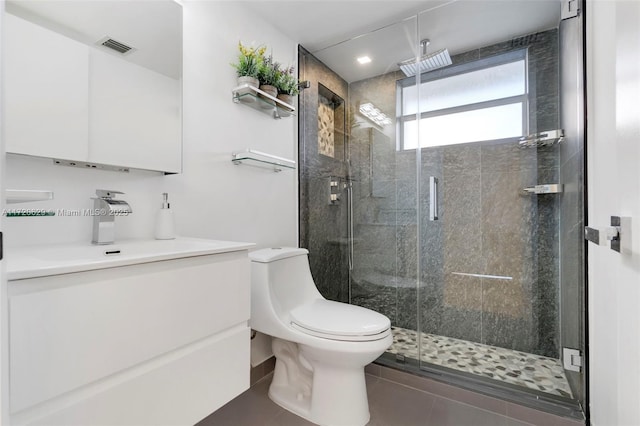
left=2, top=1, right=297, bottom=413
left=587, top=1, right=640, bottom=425
left=166, top=0, right=298, bottom=248
left=3, top=0, right=298, bottom=250
left=0, top=2, right=8, bottom=424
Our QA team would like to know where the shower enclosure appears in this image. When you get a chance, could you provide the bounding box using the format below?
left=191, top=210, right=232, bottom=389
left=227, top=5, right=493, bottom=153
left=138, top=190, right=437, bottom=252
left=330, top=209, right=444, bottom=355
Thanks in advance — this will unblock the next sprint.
left=298, top=3, right=585, bottom=419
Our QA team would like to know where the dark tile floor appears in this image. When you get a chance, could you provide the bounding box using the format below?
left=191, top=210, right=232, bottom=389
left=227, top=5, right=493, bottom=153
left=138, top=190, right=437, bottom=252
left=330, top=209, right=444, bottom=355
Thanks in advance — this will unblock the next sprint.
left=198, top=372, right=583, bottom=426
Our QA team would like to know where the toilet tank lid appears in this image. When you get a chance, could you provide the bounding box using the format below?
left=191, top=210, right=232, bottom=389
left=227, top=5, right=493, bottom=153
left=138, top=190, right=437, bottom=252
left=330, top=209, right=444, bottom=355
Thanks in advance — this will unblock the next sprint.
left=249, top=247, right=309, bottom=263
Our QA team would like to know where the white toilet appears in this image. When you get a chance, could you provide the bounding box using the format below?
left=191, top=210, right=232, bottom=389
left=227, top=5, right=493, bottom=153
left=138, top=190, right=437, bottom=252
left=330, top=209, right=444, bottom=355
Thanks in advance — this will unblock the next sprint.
left=249, top=247, right=392, bottom=426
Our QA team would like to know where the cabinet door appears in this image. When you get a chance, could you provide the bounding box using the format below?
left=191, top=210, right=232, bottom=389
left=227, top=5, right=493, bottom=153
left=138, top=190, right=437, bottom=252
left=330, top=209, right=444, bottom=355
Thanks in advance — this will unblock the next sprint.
left=4, top=13, right=89, bottom=160
left=9, top=253, right=249, bottom=413
left=88, top=49, right=182, bottom=173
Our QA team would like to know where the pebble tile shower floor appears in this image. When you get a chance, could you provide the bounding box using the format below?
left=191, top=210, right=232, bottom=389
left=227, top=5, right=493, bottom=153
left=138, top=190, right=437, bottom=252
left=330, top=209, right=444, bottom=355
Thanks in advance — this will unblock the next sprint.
left=388, top=326, right=573, bottom=398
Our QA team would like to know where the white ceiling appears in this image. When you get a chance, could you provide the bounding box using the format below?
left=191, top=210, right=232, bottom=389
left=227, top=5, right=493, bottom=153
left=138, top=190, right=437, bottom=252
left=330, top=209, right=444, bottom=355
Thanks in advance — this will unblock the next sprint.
left=4, top=0, right=560, bottom=83
left=245, top=0, right=451, bottom=53
left=248, top=0, right=562, bottom=82
left=5, top=0, right=182, bottom=79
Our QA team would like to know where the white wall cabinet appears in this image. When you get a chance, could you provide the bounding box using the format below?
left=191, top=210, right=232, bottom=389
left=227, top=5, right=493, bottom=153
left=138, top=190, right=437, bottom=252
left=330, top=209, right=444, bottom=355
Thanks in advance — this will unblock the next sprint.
left=3, top=13, right=182, bottom=174
left=4, top=13, right=89, bottom=161
left=8, top=251, right=250, bottom=425
left=89, top=49, right=181, bottom=172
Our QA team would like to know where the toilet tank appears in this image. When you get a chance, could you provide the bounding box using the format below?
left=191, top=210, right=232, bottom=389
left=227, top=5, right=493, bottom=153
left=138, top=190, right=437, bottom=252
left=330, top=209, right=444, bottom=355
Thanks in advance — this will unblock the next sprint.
left=250, top=248, right=323, bottom=321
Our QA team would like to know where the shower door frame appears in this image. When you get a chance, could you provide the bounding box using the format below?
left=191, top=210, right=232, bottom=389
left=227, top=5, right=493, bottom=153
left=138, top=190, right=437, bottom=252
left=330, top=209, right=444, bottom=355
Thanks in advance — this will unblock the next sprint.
left=297, top=5, right=588, bottom=420
left=361, top=18, right=586, bottom=421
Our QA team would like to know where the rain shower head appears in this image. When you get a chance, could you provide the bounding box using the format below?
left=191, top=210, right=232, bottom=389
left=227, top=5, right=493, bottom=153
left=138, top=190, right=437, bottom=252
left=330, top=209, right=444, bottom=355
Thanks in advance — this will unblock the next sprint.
left=398, top=39, right=452, bottom=77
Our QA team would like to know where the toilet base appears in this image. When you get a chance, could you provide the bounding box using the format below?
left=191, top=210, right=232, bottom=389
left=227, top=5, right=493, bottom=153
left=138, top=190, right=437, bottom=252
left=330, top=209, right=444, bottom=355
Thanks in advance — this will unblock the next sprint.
left=268, top=338, right=372, bottom=426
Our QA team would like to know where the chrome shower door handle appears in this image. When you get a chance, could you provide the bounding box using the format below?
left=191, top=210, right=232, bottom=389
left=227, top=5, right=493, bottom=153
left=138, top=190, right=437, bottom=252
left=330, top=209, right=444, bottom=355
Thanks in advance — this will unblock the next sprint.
left=429, top=176, right=439, bottom=221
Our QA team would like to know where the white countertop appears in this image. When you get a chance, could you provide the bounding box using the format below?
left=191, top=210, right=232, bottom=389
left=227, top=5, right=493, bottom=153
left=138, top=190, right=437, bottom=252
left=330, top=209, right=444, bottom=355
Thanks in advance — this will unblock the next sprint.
left=7, top=237, right=255, bottom=280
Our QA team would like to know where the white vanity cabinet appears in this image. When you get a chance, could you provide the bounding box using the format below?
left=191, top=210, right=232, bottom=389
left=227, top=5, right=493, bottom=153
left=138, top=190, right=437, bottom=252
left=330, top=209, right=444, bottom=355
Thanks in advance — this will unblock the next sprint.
left=7, top=243, right=251, bottom=425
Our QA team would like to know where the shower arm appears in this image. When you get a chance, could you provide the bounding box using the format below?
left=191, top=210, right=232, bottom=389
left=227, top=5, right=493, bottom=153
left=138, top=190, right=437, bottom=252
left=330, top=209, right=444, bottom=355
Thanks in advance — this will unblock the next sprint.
left=420, top=39, right=430, bottom=56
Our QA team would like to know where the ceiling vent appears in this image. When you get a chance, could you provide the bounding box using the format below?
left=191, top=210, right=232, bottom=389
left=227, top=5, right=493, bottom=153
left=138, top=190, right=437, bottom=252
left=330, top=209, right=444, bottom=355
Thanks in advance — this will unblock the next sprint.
left=96, top=36, right=136, bottom=55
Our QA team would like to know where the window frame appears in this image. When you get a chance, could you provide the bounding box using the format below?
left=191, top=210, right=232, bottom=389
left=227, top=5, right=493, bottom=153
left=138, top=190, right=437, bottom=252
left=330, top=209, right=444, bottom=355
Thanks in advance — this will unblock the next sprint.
left=396, top=48, right=530, bottom=150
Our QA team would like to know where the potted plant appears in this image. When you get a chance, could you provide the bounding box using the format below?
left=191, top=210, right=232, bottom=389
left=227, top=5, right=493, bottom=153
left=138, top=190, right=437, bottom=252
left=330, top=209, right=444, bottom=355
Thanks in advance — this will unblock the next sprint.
left=257, top=55, right=281, bottom=107
left=275, top=65, right=299, bottom=116
left=231, top=42, right=265, bottom=99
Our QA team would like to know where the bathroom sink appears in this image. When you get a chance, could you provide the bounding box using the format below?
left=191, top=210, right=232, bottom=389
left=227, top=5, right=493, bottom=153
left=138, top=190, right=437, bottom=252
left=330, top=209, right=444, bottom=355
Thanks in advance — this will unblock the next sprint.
left=7, top=237, right=255, bottom=280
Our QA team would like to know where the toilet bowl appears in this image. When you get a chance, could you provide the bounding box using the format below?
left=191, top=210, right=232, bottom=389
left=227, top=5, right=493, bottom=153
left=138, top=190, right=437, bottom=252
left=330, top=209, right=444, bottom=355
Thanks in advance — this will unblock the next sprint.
left=249, top=247, right=392, bottom=426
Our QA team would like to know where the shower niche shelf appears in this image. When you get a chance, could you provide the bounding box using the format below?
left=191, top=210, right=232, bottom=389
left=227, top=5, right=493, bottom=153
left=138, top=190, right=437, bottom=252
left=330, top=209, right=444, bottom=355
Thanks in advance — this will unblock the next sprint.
left=231, top=149, right=296, bottom=172
left=232, top=84, right=296, bottom=119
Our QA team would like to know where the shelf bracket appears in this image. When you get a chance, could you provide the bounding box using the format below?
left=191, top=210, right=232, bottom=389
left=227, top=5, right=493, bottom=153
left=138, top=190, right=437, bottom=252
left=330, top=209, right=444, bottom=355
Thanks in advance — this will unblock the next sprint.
left=231, top=149, right=296, bottom=172
left=231, top=84, right=295, bottom=119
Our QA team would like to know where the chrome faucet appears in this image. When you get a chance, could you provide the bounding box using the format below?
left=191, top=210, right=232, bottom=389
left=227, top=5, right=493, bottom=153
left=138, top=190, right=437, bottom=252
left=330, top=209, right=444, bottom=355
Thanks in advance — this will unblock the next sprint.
left=91, top=190, right=132, bottom=245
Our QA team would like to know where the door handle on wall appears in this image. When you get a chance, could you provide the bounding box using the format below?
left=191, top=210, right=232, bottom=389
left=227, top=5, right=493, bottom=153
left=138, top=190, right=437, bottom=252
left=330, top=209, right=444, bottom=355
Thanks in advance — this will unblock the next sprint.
left=585, top=216, right=632, bottom=254
left=584, top=226, right=618, bottom=247
left=429, top=176, right=439, bottom=221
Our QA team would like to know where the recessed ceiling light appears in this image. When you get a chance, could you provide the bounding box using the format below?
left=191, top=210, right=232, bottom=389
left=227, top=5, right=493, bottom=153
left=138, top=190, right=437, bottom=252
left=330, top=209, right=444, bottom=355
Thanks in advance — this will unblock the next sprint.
left=357, top=56, right=372, bottom=65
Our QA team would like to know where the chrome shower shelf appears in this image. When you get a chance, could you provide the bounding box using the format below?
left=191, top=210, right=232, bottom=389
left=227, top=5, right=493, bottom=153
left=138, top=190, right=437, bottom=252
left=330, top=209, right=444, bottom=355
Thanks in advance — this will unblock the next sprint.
left=232, top=149, right=296, bottom=172
left=518, top=129, right=564, bottom=148
left=232, top=84, right=296, bottom=119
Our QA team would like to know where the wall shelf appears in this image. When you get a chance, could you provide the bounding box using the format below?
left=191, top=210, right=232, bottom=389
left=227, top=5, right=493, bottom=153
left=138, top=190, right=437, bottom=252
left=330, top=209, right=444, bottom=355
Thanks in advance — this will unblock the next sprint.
left=232, top=84, right=296, bottom=119
left=232, top=149, right=296, bottom=172
left=6, top=189, right=54, bottom=204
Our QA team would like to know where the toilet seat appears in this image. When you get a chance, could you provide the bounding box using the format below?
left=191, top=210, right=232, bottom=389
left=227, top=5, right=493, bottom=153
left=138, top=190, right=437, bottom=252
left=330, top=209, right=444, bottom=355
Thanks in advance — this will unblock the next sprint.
left=290, top=299, right=391, bottom=342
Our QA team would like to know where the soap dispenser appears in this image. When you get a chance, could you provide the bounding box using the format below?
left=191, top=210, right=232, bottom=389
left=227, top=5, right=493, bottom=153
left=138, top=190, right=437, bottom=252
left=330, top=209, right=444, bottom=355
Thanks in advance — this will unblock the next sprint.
left=154, top=193, right=175, bottom=240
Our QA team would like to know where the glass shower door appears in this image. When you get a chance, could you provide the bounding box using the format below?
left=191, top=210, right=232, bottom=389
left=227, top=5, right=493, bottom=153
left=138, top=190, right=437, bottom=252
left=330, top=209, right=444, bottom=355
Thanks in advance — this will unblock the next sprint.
left=344, top=17, right=421, bottom=352
left=414, top=8, right=584, bottom=406
left=298, top=1, right=585, bottom=416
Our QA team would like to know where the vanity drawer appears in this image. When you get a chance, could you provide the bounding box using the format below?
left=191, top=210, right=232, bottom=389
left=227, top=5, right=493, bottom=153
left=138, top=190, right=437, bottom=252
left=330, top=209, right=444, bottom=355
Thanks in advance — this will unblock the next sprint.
left=9, top=251, right=250, bottom=413
left=20, top=327, right=250, bottom=426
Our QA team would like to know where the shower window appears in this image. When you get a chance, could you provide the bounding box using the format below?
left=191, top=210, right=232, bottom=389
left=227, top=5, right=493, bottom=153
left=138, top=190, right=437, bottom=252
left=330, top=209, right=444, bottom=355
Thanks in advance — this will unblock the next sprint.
left=398, top=49, right=528, bottom=149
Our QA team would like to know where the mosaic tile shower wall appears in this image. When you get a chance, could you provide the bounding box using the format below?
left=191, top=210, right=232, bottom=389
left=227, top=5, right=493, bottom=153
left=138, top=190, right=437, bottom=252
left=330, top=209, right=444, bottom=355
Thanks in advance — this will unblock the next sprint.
left=318, top=96, right=335, bottom=158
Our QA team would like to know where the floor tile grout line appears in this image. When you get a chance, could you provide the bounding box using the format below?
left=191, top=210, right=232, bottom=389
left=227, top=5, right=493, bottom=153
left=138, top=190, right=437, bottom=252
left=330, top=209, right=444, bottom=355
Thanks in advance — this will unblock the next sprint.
left=388, top=326, right=573, bottom=397
left=201, top=365, right=579, bottom=426
left=371, top=373, right=511, bottom=419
